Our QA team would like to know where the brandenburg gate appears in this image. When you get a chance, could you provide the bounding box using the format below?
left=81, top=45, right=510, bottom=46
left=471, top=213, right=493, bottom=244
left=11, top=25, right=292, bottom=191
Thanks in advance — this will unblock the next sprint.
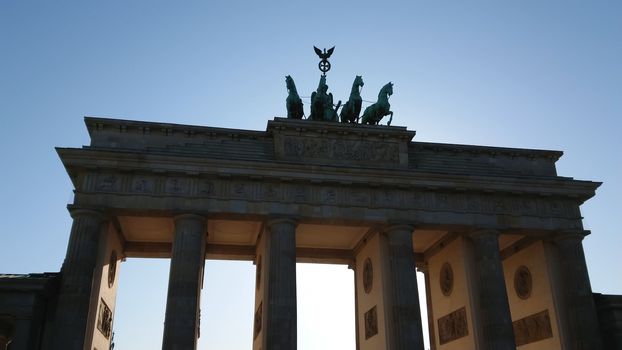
left=57, top=115, right=607, bottom=350
left=2, top=116, right=619, bottom=349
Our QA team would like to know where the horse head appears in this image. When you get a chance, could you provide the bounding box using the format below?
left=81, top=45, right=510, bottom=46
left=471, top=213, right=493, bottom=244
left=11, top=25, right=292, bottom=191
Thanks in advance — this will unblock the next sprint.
left=355, top=75, right=364, bottom=88
left=380, top=82, right=393, bottom=98
left=285, top=75, right=296, bottom=93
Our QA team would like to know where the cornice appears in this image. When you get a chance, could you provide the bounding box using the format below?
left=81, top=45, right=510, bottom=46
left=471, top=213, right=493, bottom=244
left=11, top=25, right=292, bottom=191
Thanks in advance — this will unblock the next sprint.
left=56, top=146, right=600, bottom=201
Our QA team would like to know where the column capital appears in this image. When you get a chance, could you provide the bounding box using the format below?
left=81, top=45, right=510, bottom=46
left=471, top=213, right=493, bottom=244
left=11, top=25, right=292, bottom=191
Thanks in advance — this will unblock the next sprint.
left=173, top=213, right=207, bottom=224
left=265, top=217, right=298, bottom=230
left=384, top=222, right=416, bottom=236
left=467, top=228, right=501, bottom=240
left=68, top=207, right=107, bottom=222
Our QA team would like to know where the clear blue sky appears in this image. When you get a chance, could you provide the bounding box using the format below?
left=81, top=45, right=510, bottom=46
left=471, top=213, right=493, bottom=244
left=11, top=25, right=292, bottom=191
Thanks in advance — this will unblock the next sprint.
left=1, top=1, right=620, bottom=349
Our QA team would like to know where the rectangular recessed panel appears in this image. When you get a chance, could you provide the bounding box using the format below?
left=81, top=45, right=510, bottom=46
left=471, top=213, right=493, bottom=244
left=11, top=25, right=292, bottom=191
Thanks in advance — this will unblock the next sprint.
left=513, top=310, right=553, bottom=346
left=208, top=220, right=261, bottom=246
left=438, top=307, right=468, bottom=345
left=296, top=224, right=368, bottom=249
left=117, top=216, right=174, bottom=242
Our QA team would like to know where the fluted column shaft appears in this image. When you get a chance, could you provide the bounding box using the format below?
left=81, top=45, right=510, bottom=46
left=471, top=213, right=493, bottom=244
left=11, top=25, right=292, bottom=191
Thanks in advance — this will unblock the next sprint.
left=384, top=224, right=424, bottom=350
left=10, top=318, right=35, bottom=350
left=469, top=229, right=515, bottom=350
left=162, top=214, right=207, bottom=350
left=54, top=209, right=107, bottom=350
left=554, top=231, right=603, bottom=350
left=0, top=320, right=11, bottom=350
left=264, top=218, right=297, bottom=350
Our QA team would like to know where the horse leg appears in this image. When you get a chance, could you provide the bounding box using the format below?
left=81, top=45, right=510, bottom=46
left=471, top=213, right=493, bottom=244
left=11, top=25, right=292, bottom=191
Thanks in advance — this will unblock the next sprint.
left=387, top=111, right=393, bottom=126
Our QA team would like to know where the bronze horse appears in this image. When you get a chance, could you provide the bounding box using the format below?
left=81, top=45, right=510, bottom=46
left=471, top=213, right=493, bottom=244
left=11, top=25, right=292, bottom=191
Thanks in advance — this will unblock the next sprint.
left=285, top=75, right=304, bottom=119
left=361, top=82, right=393, bottom=126
left=340, top=75, right=364, bottom=123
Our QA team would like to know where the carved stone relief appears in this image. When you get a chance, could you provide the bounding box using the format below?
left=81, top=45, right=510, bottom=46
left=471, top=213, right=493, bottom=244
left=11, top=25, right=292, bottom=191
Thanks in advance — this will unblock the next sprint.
left=514, top=265, right=532, bottom=300
left=363, top=258, right=373, bottom=294
left=512, top=309, right=553, bottom=346
left=83, top=172, right=581, bottom=221
left=364, top=306, right=378, bottom=339
left=349, top=188, right=370, bottom=206
left=165, top=177, right=189, bottom=195
left=290, top=184, right=310, bottom=203
left=198, top=180, right=216, bottom=196
left=438, top=307, right=468, bottom=345
left=320, top=187, right=338, bottom=205
left=130, top=176, right=155, bottom=193
left=97, top=299, right=113, bottom=339
left=108, top=251, right=117, bottom=288
left=95, top=174, right=120, bottom=192
left=253, top=302, right=262, bottom=340
left=440, top=262, right=453, bottom=297
left=282, top=136, right=400, bottom=163
left=373, top=189, right=397, bottom=208
left=231, top=181, right=252, bottom=199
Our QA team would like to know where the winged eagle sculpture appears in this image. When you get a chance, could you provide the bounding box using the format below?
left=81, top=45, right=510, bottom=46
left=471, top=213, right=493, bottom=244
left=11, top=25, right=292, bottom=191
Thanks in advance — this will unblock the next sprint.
left=314, top=46, right=335, bottom=60
left=314, top=46, right=335, bottom=74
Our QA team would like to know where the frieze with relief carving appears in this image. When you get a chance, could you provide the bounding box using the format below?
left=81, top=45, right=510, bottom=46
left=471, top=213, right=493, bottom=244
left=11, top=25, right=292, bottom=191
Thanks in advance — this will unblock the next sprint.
left=83, top=172, right=582, bottom=220
left=282, top=136, right=399, bottom=163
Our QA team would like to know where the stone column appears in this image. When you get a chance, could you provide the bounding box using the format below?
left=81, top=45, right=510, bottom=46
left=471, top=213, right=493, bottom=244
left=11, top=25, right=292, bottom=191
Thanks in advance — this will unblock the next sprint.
left=383, top=224, right=424, bottom=350
left=162, top=214, right=207, bottom=350
left=0, top=320, right=12, bottom=350
left=9, top=317, right=35, bottom=350
left=54, top=209, right=107, bottom=350
left=554, top=231, right=603, bottom=350
left=262, top=218, right=297, bottom=350
left=418, top=264, right=436, bottom=350
left=468, top=229, right=515, bottom=350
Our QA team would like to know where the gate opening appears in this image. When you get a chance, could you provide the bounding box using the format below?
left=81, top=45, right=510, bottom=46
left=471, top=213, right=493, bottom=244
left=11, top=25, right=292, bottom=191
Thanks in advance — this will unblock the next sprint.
left=297, top=263, right=356, bottom=350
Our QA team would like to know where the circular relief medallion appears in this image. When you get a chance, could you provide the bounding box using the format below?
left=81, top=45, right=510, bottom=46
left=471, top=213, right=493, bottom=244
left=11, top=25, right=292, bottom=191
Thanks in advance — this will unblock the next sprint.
left=108, top=251, right=117, bottom=288
left=514, top=265, right=532, bottom=300
left=440, top=262, right=454, bottom=297
left=363, top=258, right=373, bottom=294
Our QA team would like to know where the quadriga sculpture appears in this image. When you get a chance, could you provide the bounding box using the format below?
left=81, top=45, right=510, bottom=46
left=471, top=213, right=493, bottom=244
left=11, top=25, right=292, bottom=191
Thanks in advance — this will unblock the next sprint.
left=340, top=75, right=364, bottom=123
left=310, top=75, right=341, bottom=122
left=361, top=82, right=393, bottom=126
left=285, top=75, right=304, bottom=119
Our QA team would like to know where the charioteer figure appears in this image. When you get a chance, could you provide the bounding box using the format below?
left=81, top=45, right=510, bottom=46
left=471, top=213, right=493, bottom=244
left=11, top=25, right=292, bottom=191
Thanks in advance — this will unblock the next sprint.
left=309, top=75, right=341, bottom=122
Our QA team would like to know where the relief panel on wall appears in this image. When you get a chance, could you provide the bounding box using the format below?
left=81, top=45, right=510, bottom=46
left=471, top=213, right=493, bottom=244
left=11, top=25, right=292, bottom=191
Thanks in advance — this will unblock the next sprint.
left=512, top=310, right=553, bottom=346
left=364, top=305, right=378, bottom=340
left=437, top=307, right=468, bottom=345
